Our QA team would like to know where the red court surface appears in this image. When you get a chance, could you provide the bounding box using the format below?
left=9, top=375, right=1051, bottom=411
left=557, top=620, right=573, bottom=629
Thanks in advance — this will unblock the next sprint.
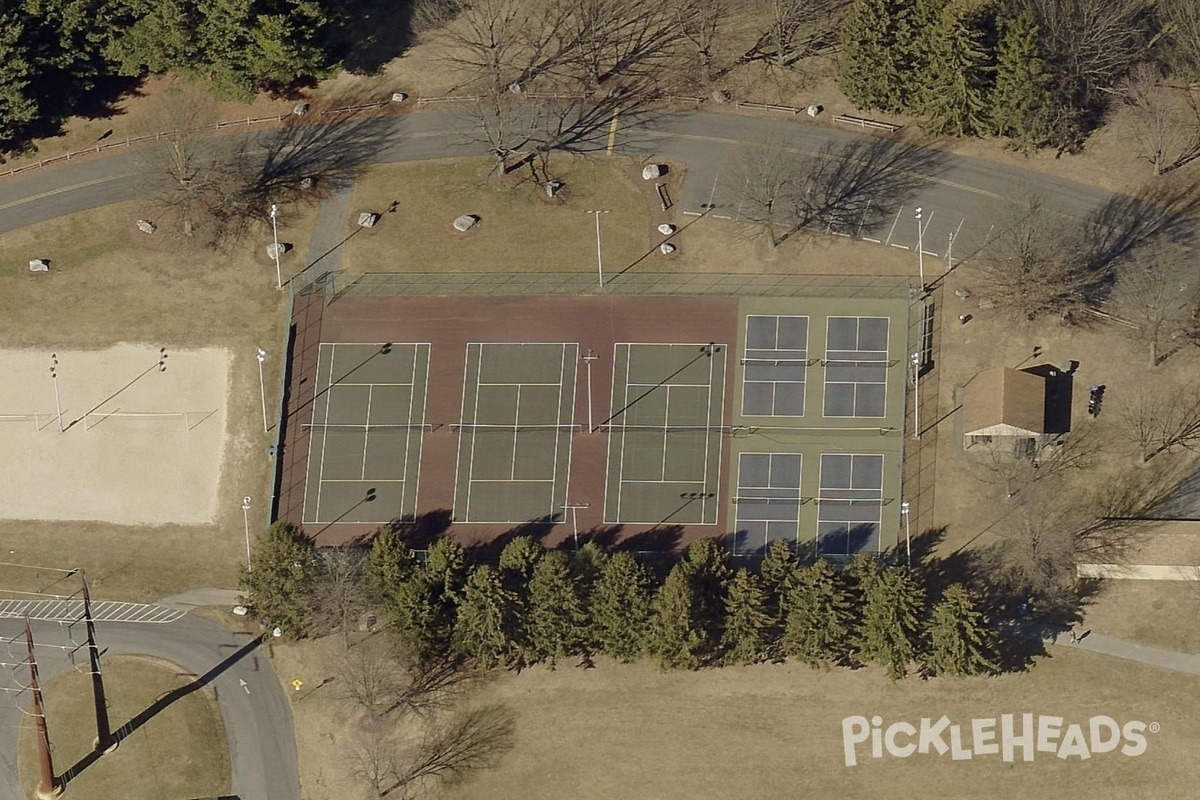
left=276, top=294, right=741, bottom=548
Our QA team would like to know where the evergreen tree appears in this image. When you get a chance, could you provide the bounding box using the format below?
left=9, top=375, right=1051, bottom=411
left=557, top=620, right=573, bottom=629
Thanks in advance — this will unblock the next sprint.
left=924, top=584, right=998, bottom=677
left=990, top=10, right=1058, bottom=150
left=681, top=537, right=732, bottom=653
left=917, top=0, right=994, bottom=137
left=527, top=551, right=587, bottom=667
left=855, top=569, right=926, bottom=680
left=363, top=526, right=415, bottom=606
left=425, top=536, right=468, bottom=602
left=720, top=569, right=772, bottom=665
left=648, top=562, right=706, bottom=670
left=838, top=0, right=910, bottom=112
left=759, top=538, right=799, bottom=621
left=452, top=565, right=519, bottom=670
left=570, top=542, right=609, bottom=653
left=498, top=536, right=544, bottom=584
left=0, top=9, right=43, bottom=147
left=591, top=551, right=654, bottom=662
left=781, top=559, right=856, bottom=667
left=239, top=521, right=319, bottom=638
left=388, top=569, right=449, bottom=667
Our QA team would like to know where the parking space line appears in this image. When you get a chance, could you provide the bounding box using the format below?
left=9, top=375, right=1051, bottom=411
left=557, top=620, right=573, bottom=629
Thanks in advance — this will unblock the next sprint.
left=884, top=204, right=904, bottom=246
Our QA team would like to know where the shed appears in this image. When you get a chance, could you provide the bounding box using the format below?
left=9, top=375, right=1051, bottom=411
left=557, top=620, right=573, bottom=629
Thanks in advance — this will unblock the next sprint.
left=963, top=366, right=1046, bottom=449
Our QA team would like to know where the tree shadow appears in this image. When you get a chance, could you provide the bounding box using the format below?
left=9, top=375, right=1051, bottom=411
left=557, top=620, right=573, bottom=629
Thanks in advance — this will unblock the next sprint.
left=465, top=518, right=557, bottom=561
left=336, top=0, right=417, bottom=76
left=784, top=137, right=950, bottom=243
left=0, top=75, right=145, bottom=158
left=1082, top=179, right=1200, bottom=299
left=59, top=634, right=266, bottom=787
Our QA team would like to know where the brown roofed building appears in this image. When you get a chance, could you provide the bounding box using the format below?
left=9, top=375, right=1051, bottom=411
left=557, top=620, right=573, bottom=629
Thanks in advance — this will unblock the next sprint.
left=963, top=366, right=1046, bottom=450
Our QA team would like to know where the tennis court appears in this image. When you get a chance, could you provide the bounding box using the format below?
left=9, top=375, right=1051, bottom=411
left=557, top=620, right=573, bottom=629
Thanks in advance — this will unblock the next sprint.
left=453, top=343, right=578, bottom=523
left=302, top=342, right=430, bottom=525
left=603, top=343, right=727, bottom=525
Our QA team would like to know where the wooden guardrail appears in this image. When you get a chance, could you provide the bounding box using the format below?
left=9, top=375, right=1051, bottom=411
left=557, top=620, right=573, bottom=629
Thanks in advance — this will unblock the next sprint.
left=735, top=100, right=802, bottom=115
left=832, top=114, right=901, bottom=133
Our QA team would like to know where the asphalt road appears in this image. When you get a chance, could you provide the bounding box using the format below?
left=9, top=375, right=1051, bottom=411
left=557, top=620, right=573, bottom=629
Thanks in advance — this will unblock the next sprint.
left=0, top=109, right=1121, bottom=269
left=0, top=616, right=296, bottom=800
left=0, top=107, right=1140, bottom=800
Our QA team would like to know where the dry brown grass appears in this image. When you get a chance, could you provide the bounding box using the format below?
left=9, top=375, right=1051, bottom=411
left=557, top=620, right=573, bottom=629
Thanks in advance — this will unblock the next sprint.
left=272, top=639, right=1200, bottom=800
left=341, top=157, right=651, bottom=276
left=0, top=200, right=317, bottom=601
left=18, top=655, right=229, bottom=800
left=1081, top=578, right=1200, bottom=654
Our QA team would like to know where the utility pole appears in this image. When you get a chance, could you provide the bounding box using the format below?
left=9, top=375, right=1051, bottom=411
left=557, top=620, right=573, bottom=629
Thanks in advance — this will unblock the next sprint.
left=49, top=354, right=63, bottom=433
left=256, top=348, right=268, bottom=433
left=25, top=619, right=61, bottom=799
left=82, top=579, right=114, bottom=753
left=910, top=352, right=921, bottom=440
left=900, top=501, right=911, bottom=567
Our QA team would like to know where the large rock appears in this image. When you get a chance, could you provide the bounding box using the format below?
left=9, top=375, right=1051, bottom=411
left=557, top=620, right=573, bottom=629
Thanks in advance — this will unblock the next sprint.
left=659, top=242, right=677, bottom=255
left=28, top=258, right=50, bottom=273
left=357, top=212, right=381, bottom=228
left=136, top=219, right=156, bottom=234
left=642, top=164, right=665, bottom=180
left=657, top=223, right=676, bottom=235
left=453, top=214, right=480, bottom=232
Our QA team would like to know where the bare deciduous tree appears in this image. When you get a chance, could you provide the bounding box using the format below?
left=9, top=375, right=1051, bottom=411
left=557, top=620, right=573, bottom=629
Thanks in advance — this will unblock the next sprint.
left=669, top=0, right=728, bottom=83
left=554, top=0, right=679, bottom=88
left=1108, top=240, right=1199, bottom=366
left=1118, top=383, right=1200, bottom=462
left=393, top=705, right=516, bottom=793
left=1028, top=0, right=1150, bottom=106
left=335, top=636, right=409, bottom=719
left=346, top=726, right=400, bottom=798
left=971, top=425, right=1106, bottom=499
left=1118, top=63, right=1200, bottom=175
left=745, top=0, right=848, bottom=68
left=1160, top=0, right=1200, bottom=81
left=317, top=546, right=370, bottom=648
left=731, top=138, right=808, bottom=247
left=979, top=190, right=1099, bottom=321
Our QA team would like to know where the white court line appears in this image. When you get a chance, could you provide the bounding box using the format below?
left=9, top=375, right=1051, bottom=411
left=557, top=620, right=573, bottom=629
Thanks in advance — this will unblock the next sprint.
left=320, top=479, right=406, bottom=483
left=470, top=478, right=555, bottom=483
left=328, top=382, right=414, bottom=387
left=452, top=343, right=478, bottom=521
left=478, top=381, right=564, bottom=387
left=884, top=204, right=904, bottom=246
left=412, top=344, right=432, bottom=513
left=314, top=344, right=337, bottom=523
left=709, top=346, right=727, bottom=525
left=659, top=385, right=672, bottom=480
left=361, top=385, right=373, bottom=479
left=627, top=382, right=712, bottom=389
left=621, top=479, right=711, bottom=484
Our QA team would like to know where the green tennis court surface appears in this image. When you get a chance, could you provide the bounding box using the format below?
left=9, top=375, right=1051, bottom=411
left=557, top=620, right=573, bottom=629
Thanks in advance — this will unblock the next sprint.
left=302, top=343, right=429, bottom=525
left=453, top=343, right=578, bottom=523
left=603, top=343, right=726, bottom=525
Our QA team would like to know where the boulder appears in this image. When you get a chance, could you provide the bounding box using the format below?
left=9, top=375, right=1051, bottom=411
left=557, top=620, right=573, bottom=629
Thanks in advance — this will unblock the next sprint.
left=28, top=258, right=50, bottom=273
left=657, top=223, right=676, bottom=235
left=391, top=92, right=408, bottom=103
left=453, top=214, right=480, bottom=232
left=659, top=242, right=677, bottom=255
left=544, top=180, right=563, bottom=198
left=806, top=104, right=822, bottom=117
left=642, top=164, right=665, bottom=180
left=136, top=219, right=156, bottom=234
left=357, top=212, right=381, bottom=228
left=267, top=242, right=291, bottom=259
left=712, top=90, right=731, bottom=104
left=293, top=102, right=310, bottom=116
left=300, top=176, right=315, bottom=190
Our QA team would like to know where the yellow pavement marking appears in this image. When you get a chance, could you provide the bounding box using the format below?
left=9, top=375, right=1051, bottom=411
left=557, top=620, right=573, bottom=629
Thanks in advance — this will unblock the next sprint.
left=0, top=173, right=134, bottom=211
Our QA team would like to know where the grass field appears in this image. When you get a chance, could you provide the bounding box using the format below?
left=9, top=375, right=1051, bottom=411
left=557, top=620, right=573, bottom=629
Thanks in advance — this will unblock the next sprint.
left=273, top=639, right=1200, bottom=800
left=18, top=655, right=230, bottom=800
left=341, top=156, right=917, bottom=279
left=0, top=200, right=308, bottom=601
left=342, top=157, right=652, bottom=276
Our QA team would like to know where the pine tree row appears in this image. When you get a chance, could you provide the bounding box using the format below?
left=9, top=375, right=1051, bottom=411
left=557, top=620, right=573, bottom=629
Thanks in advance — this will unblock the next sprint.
left=838, top=0, right=1077, bottom=151
left=347, top=531, right=1000, bottom=680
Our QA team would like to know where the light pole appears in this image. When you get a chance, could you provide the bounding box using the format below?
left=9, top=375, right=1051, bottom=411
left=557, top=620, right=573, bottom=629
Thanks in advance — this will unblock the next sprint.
left=241, top=496, right=253, bottom=570
left=269, top=203, right=282, bottom=290
left=256, top=348, right=268, bottom=433
left=910, top=351, right=921, bottom=440
left=900, top=500, right=911, bottom=566
left=586, top=210, right=610, bottom=288
left=582, top=349, right=598, bottom=432
left=49, top=353, right=63, bottom=433
left=914, top=207, right=925, bottom=291
left=946, top=231, right=955, bottom=272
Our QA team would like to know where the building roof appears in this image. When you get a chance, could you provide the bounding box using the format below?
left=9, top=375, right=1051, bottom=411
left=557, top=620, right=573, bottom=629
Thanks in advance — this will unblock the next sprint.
left=963, top=366, right=1045, bottom=436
